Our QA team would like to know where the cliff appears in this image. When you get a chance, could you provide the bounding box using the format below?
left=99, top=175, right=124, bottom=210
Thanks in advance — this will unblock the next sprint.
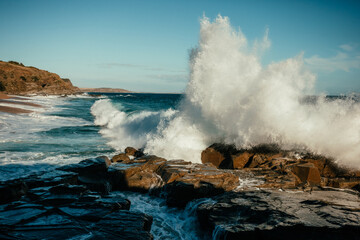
left=0, top=61, right=79, bottom=95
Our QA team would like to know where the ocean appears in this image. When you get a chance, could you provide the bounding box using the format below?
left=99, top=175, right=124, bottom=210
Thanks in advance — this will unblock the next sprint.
left=0, top=93, right=215, bottom=239
left=0, top=93, right=183, bottom=181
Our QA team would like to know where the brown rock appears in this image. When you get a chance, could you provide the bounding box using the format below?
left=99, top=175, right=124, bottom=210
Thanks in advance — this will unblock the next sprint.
left=0, top=60, right=79, bottom=95
left=125, top=147, right=144, bottom=158
left=111, top=153, right=130, bottom=163
left=201, top=147, right=225, bottom=168
left=201, top=143, right=238, bottom=169
left=232, top=152, right=252, bottom=169
left=126, top=172, right=163, bottom=192
left=156, top=160, right=192, bottom=184
left=125, top=147, right=137, bottom=156
left=292, top=163, right=321, bottom=186
left=108, top=155, right=167, bottom=192
left=162, top=163, right=239, bottom=207
left=324, top=178, right=360, bottom=189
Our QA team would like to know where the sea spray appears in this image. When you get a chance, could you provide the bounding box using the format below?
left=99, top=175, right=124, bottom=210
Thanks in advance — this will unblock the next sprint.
left=91, top=15, right=360, bottom=168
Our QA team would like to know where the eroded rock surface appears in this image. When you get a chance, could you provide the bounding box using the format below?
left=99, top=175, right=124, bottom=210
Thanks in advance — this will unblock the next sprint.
left=197, top=189, right=360, bottom=240
left=201, top=143, right=360, bottom=191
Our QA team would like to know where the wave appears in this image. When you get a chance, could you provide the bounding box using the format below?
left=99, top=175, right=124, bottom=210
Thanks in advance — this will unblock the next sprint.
left=91, top=99, right=178, bottom=151
left=91, top=15, right=360, bottom=168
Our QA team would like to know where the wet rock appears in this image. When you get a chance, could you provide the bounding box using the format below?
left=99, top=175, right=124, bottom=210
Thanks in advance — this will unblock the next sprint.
left=0, top=180, right=28, bottom=204
left=23, top=170, right=78, bottom=189
left=323, top=177, right=360, bottom=189
left=292, top=163, right=321, bottom=186
left=49, top=183, right=88, bottom=195
left=78, top=175, right=112, bottom=194
left=112, top=153, right=130, bottom=163
left=253, top=169, right=298, bottom=189
left=125, top=146, right=144, bottom=158
left=202, top=143, right=360, bottom=192
left=93, top=210, right=153, bottom=239
left=161, top=163, right=239, bottom=208
left=0, top=204, right=47, bottom=225
left=201, top=143, right=237, bottom=169
left=0, top=186, right=151, bottom=240
left=231, top=152, right=252, bottom=169
left=58, top=156, right=111, bottom=175
left=58, top=157, right=112, bottom=194
left=197, top=189, right=360, bottom=239
left=157, top=159, right=192, bottom=184
left=108, top=155, right=166, bottom=192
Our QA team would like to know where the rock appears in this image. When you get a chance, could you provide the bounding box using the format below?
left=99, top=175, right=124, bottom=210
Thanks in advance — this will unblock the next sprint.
left=323, top=177, right=360, bottom=189
left=125, top=146, right=144, bottom=158
left=161, top=163, right=239, bottom=208
left=93, top=211, right=153, bottom=239
left=0, top=180, right=28, bottom=204
left=57, top=157, right=112, bottom=194
left=0, top=204, right=152, bottom=240
left=201, top=143, right=237, bottom=169
left=49, top=183, right=88, bottom=195
left=77, top=175, right=112, bottom=194
left=292, top=163, right=321, bottom=186
left=0, top=180, right=152, bottom=240
left=157, top=159, right=192, bottom=184
left=126, top=172, right=163, bottom=192
left=23, top=170, right=78, bottom=189
left=0, top=60, right=79, bottom=95
left=112, top=153, right=130, bottom=163
left=58, top=156, right=111, bottom=175
left=108, top=155, right=166, bottom=192
left=197, top=189, right=360, bottom=239
left=232, top=152, right=252, bottom=169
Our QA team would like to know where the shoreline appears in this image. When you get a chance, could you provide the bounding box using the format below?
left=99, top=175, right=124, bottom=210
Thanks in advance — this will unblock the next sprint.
left=0, top=93, right=42, bottom=114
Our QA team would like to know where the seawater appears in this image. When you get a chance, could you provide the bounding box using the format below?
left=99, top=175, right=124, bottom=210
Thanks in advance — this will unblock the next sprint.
left=0, top=93, right=182, bottom=181
left=0, top=93, right=210, bottom=239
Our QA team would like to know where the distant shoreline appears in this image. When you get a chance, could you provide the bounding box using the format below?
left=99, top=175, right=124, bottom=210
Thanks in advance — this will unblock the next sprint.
left=79, top=87, right=131, bottom=93
left=79, top=87, right=183, bottom=94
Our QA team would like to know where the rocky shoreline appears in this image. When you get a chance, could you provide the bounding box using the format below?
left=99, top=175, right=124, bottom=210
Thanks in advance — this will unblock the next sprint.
left=1, top=145, right=360, bottom=239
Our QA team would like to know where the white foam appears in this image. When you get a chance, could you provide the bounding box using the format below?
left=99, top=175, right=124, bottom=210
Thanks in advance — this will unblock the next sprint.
left=91, top=15, right=360, bottom=168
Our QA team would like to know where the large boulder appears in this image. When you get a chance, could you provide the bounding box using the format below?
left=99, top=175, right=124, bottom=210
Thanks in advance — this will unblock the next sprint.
left=108, top=155, right=167, bottom=192
left=125, top=146, right=144, bottom=158
left=201, top=143, right=238, bottom=168
left=292, top=163, right=321, bottom=186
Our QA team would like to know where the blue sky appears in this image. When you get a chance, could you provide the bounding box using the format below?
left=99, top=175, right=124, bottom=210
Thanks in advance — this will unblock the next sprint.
left=0, top=0, right=359, bottom=93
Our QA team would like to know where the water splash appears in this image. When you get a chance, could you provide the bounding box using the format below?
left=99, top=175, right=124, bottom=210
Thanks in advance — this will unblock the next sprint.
left=92, top=15, right=360, bottom=168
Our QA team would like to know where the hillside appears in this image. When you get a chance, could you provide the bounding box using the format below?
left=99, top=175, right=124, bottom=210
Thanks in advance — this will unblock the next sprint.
left=80, top=87, right=131, bottom=93
left=0, top=61, right=79, bottom=95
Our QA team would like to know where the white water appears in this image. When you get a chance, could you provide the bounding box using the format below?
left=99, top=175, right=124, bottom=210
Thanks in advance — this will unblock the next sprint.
left=0, top=95, right=105, bottom=181
left=111, top=191, right=212, bottom=239
left=92, top=15, right=360, bottom=168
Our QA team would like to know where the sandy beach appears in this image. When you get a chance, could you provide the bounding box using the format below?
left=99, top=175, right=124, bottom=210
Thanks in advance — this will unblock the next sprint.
left=0, top=93, right=42, bottom=114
